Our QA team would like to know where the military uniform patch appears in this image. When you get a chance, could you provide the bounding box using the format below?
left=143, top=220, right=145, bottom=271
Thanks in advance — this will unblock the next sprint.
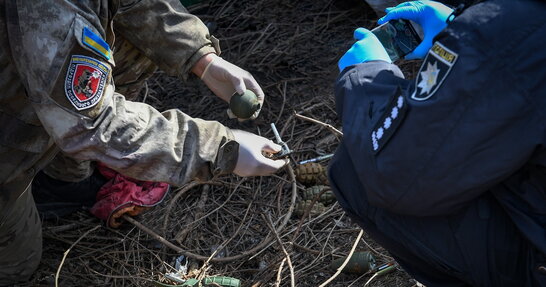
left=65, top=55, right=109, bottom=111
left=411, top=42, right=458, bottom=101
left=82, top=27, right=112, bottom=60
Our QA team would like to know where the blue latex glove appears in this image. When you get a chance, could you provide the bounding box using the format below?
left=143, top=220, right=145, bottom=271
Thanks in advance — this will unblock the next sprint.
left=378, top=1, right=453, bottom=59
left=338, top=28, right=391, bottom=72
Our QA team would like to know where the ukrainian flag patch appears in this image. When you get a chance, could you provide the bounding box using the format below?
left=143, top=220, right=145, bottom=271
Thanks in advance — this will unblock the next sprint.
left=82, top=27, right=112, bottom=60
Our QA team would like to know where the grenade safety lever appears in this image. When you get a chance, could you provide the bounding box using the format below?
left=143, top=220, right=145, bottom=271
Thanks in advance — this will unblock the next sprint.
left=270, top=123, right=292, bottom=159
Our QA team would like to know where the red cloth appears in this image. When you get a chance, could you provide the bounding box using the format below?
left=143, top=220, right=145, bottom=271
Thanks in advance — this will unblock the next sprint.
left=90, top=163, right=169, bottom=227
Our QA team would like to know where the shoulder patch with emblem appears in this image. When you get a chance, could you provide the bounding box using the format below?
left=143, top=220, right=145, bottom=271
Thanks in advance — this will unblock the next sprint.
left=82, top=27, right=112, bottom=60
left=371, top=87, right=408, bottom=154
left=411, top=42, right=458, bottom=101
left=65, top=55, right=110, bottom=111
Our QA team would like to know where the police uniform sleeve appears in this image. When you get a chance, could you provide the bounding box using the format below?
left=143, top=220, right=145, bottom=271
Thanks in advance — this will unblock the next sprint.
left=113, top=0, right=218, bottom=80
left=333, top=12, right=546, bottom=216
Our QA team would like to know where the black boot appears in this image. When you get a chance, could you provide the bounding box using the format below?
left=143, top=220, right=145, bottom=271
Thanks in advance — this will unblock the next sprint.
left=32, top=170, right=108, bottom=219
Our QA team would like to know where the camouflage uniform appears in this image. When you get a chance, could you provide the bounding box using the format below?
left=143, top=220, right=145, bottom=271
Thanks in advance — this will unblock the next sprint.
left=0, top=0, right=238, bottom=285
left=43, top=38, right=164, bottom=182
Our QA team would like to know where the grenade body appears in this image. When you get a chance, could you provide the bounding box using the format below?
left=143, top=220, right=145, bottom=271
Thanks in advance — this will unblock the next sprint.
left=302, top=185, right=336, bottom=205
left=182, top=276, right=241, bottom=287
left=295, top=163, right=328, bottom=186
left=203, top=276, right=241, bottom=287
left=294, top=200, right=327, bottom=218
left=329, top=251, right=376, bottom=274
left=229, top=90, right=260, bottom=119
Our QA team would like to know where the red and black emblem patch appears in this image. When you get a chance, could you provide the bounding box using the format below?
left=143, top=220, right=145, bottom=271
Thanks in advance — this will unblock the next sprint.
left=65, top=55, right=110, bottom=110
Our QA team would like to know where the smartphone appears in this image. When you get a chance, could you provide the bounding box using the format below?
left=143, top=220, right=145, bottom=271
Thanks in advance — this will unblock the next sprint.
left=371, top=19, right=422, bottom=62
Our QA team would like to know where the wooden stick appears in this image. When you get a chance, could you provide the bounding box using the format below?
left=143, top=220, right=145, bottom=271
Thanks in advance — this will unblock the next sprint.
left=55, top=225, right=101, bottom=287
left=162, top=181, right=203, bottom=236
left=197, top=200, right=253, bottom=279
left=318, top=229, right=364, bottom=287
left=122, top=172, right=294, bottom=265
left=275, top=258, right=287, bottom=287
left=263, top=213, right=295, bottom=287
left=294, top=112, right=343, bottom=137
left=175, top=184, right=210, bottom=244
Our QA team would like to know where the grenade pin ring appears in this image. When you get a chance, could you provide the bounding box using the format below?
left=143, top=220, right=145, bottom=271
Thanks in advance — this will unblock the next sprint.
left=270, top=123, right=294, bottom=161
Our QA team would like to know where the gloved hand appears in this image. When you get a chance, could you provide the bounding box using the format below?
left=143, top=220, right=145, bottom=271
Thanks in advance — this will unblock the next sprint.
left=378, top=1, right=453, bottom=59
left=231, top=129, right=289, bottom=177
left=200, top=54, right=265, bottom=120
left=338, top=28, right=391, bottom=72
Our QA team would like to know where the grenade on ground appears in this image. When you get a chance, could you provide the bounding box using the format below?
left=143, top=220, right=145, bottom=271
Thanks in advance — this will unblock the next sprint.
left=329, top=251, right=376, bottom=274
left=302, top=185, right=336, bottom=205
left=295, top=162, right=329, bottom=186
left=229, top=90, right=260, bottom=119
left=294, top=200, right=327, bottom=218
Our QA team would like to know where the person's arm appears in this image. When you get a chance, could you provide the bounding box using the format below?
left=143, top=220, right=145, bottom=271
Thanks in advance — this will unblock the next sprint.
left=377, top=1, right=454, bottom=60
left=113, top=0, right=265, bottom=120
left=5, top=0, right=282, bottom=229
left=16, top=12, right=282, bottom=186
left=334, top=24, right=545, bottom=216
left=113, top=0, right=217, bottom=79
left=37, top=87, right=237, bottom=185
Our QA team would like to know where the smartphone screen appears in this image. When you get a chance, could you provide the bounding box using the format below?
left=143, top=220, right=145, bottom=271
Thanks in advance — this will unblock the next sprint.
left=372, top=19, right=422, bottom=62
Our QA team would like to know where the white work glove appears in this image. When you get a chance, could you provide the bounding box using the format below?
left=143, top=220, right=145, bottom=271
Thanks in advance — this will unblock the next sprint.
left=200, top=54, right=265, bottom=120
left=231, top=129, right=289, bottom=177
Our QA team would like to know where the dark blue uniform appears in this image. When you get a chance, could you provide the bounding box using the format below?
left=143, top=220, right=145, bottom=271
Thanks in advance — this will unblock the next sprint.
left=329, top=0, right=546, bottom=285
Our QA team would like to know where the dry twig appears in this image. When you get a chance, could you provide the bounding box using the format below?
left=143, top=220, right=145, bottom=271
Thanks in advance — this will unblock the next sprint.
left=294, top=112, right=343, bottom=137
left=55, top=225, right=101, bottom=287
left=318, top=229, right=364, bottom=287
left=263, top=213, right=295, bottom=287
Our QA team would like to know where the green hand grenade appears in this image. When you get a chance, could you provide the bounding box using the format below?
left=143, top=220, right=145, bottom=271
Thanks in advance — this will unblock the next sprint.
left=295, top=162, right=326, bottom=186
left=229, top=90, right=260, bottom=119
left=329, top=251, right=376, bottom=274
left=294, top=200, right=327, bottom=218
left=302, top=185, right=336, bottom=205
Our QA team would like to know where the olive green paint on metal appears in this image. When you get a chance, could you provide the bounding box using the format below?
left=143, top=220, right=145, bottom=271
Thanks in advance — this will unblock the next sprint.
left=329, top=251, right=376, bottom=274
left=302, top=185, right=336, bottom=205
left=153, top=276, right=240, bottom=287
left=295, top=162, right=327, bottom=186
left=229, top=90, right=260, bottom=119
left=294, top=199, right=327, bottom=218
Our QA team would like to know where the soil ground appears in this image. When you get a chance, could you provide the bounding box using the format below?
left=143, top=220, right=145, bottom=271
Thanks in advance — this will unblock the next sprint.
left=30, top=0, right=422, bottom=286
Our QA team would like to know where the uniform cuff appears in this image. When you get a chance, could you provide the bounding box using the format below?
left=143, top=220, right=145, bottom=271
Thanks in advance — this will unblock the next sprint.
left=181, top=35, right=221, bottom=81
left=213, top=129, right=239, bottom=176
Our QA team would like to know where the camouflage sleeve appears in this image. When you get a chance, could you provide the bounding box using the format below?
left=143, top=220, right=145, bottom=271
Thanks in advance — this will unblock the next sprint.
left=36, top=90, right=239, bottom=185
left=113, top=0, right=219, bottom=80
left=24, top=13, right=236, bottom=186
left=6, top=1, right=236, bottom=186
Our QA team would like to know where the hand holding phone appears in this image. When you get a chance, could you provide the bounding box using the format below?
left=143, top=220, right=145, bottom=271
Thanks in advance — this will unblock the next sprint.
left=338, top=28, right=392, bottom=72
left=377, top=1, right=452, bottom=59
left=371, top=19, right=422, bottom=62
left=338, top=19, right=422, bottom=71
